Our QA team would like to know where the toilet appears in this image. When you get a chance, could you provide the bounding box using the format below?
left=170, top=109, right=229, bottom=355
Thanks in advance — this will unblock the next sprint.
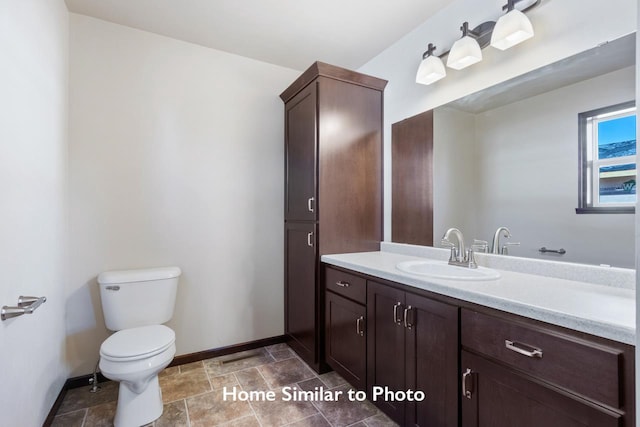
left=97, top=266, right=181, bottom=427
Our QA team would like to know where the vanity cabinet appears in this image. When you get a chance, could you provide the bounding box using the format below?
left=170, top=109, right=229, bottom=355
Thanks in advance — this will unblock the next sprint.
left=461, top=309, right=634, bottom=427
left=320, top=262, right=635, bottom=426
left=324, top=267, right=367, bottom=389
left=367, top=280, right=459, bottom=426
left=281, top=62, right=386, bottom=371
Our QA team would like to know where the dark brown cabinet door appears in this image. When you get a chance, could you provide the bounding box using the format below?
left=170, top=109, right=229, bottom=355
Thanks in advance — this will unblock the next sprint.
left=284, top=83, right=317, bottom=222
left=325, top=291, right=366, bottom=389
left=285, top=222, right=317, bottom=362
left=405, top=293, right=458, bottom=427
left=367, top=281, right=406, bottom=424
left=461, top=351, right=621, bottom=427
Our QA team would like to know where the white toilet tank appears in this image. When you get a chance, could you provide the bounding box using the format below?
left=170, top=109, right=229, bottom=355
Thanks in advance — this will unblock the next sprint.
left=98, top=266, right=181, bottom=331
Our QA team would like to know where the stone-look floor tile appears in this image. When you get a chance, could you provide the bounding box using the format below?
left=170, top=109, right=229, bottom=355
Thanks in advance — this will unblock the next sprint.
left=180, top=360, right=204, bottom=373
left=186, top=389, right=254, bottom=426
left=218, top=415, right=262, bottom=426
left=51, top=409, right=86, bottom=427
left=160, top=367, right=211, bottom=403
left=84, top=401, right=117, bottom=427
left=57, top=381, right=119, bottom=414
left=286, top=413, right=332, bottom=427
left=319, top=371, right=347, bottom=388
left=235, top=367, right=269, bottom=391
left=297, top=377, right=325, bottom=392
left=204, top=349, right=275, bottom=376
left=363, top=412, right=400, bottom=426
left=159, top=365, right=180, bottom=378
left=314, top=384, right=378, bottom=427
left=155, top=399, right=189, bottom=427
left=270, top=348, right=296, bottom=361
left=258, top=357, right=316, bottom=388
left=249, top=388, right=318, bottom=426
left=210, top=372, right=240, bottom=390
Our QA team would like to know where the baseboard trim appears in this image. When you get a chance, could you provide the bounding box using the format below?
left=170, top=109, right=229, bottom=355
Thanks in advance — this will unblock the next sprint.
left=43, top=334, right=288, bottom=426
left=168, top=335, right=287, bottom=367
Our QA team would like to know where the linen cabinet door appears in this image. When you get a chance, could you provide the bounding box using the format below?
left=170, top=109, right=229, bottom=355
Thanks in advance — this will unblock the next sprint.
left=460, top=351, right=621, bottom=427
left=325, top=291, right=367, bottom=389
left=366, top=281, right=406, bottom=424
left=284, top=83, right=317, bottom=222
left=405, top=293, right=458, bottom=427
left=285, top=222, right=317, bottom=363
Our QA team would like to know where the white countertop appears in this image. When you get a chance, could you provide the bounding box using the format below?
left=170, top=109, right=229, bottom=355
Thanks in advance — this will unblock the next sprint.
left=321, top=251, right=636, bottom=345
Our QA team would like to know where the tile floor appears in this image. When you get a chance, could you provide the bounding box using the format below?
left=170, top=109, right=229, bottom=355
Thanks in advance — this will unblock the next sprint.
left=52, top=343, right=399, bottom=427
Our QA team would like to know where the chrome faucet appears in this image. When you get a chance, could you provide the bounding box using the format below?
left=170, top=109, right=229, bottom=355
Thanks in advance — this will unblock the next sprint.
left=491, top=227, right=511, bottom=254
left=491, top=227, right=520, bottom=254
left=442, top=228, right=477, bottom=268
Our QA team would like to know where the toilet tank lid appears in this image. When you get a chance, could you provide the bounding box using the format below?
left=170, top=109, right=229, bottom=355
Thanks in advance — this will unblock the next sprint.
left=98, top=266, right=181, bottom=285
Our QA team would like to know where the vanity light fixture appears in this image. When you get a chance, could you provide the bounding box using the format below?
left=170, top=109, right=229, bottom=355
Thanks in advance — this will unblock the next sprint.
left=416, top=0, right=541, bottom=85
left=416, top=43, right=447, bottom=85
left=491, top=0, right=535, bottom=50
left=447, top=22, right=484, bottom=70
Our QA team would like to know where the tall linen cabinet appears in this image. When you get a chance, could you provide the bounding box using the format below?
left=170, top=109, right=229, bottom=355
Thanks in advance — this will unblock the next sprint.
left=280, top=62, right=387, bottom=371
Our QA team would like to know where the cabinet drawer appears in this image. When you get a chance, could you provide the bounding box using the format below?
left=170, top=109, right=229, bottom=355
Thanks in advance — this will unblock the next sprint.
left=462, top=309, right=623, bottom=408
left=325, top=267, right=366, bottom=304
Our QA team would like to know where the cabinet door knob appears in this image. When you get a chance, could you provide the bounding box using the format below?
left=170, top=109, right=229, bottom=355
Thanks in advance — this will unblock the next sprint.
left=462, top=368, right=474, bottom=399
left=505, top=340, right=543, bottom=359
left=307, top=197, right=315, bottom=212
left=356, top=316, right=365, bottom=336
left=393, top=302, right=403, bottom=325
left=307, top=232, right=314, bottom=247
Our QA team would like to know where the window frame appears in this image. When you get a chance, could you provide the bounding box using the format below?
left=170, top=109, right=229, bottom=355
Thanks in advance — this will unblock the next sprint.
left=577, top=100, right=636, bottom=214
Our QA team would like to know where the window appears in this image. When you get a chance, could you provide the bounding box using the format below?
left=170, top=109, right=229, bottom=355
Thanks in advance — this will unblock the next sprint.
left=577, top=101, right=636, bottom=213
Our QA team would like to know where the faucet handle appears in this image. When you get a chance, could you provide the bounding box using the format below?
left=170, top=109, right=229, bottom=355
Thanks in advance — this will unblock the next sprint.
left=501, top=242, right=520, bottom=255
left=466, top=248, right=478, bottom=268
left=471, top=239, right=489, bottom=253
left=440, top=239, right=455, bottom=248
left=448, top=246, right=458, bottom=263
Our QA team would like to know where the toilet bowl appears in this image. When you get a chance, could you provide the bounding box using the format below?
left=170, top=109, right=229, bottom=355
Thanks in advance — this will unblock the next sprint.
left=97, top=266, right=181, bottom=427
left=99, top=325, right=176, bottom=427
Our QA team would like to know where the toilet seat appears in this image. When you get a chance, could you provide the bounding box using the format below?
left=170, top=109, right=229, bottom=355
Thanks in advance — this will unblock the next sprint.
left=100, top=325, right=175, bottom=362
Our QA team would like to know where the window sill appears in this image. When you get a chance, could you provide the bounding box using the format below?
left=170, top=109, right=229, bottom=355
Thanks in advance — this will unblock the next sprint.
left=575, top=206, right=635, bottom=214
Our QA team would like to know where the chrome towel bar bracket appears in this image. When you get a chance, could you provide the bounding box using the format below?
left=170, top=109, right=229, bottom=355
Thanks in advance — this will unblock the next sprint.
left=2, top=296, right=47, bottom=321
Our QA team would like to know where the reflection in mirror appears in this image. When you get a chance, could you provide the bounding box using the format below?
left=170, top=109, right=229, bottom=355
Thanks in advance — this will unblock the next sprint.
left=428, top=33, right=636, bottom=268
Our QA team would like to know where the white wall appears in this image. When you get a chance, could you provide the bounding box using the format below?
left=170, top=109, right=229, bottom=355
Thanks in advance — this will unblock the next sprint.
left=0, top=0, right=69, bottom=425
left=434, top=67, right=635, bottom=267
left=68, top=14, right=299, bottom=375
left=433, top=107, right=478, bottom=241
left=357, top=0, right=637, bottom=241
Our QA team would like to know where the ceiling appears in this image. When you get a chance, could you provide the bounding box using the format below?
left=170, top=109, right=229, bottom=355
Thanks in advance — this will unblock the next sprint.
left=64, top=0, right=456, bottom=71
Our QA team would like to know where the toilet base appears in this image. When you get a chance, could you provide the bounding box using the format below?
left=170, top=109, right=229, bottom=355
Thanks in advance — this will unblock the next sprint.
left=114, top=375, right=163, bottom=427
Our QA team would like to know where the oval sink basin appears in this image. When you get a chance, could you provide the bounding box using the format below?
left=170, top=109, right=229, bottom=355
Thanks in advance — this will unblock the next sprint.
left=396, top=260, right=501, bottom=281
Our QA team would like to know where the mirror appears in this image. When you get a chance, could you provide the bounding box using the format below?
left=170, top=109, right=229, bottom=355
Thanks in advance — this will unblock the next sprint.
left=426, top=33, right=635, bottom=268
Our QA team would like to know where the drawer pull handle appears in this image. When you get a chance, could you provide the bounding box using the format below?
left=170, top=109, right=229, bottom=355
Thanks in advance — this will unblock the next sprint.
left=505, top=340, right=543, bottom=359
left=335, top=281, right=350, bottom=288
left=393, top=302, right=403, bottom=325
left=356, top=316, right=365, bottom=336
left=462, top=368, right=473, bottom=399
left=307, top=232, right=313, bottom=247
left=308, top=197, right=315, bottom=212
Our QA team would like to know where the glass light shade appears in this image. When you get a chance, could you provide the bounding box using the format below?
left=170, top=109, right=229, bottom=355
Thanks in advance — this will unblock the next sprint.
left=490, top=9, right=534, bottom=50
left=416, top=55, right=446, bottom=85
left=446, top=36, right=482, bottom=70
